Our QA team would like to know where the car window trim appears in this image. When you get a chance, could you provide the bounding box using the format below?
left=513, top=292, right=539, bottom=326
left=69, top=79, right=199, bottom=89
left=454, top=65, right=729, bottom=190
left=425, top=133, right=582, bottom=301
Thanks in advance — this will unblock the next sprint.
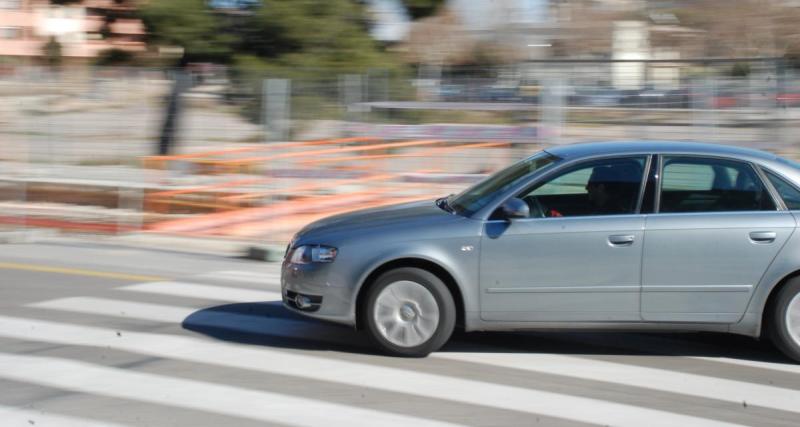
left=638, top=154, right=660, bottom=214
left=654, top=154, right=664, bottom=213
left=455, top=152, right=561, bottom=217
left=757, top=166, right=799, bottom=211
left=633, top=154, right=653, bottom=214
left=489, top=154, right=651, bottom=220
left=655, top=154, right=780, bottom=214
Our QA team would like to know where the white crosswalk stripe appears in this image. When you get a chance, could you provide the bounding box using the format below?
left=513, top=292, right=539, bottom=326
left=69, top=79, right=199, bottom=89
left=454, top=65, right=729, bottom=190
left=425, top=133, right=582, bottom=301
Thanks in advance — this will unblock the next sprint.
left=692, top=355, right=800, bottom=375
left=195, top=270, right=282, bottom=285
left=538, top=329, right=800, bottom=376
left=27, top=296, right=800, bottom=415
left=30, top=294, right=800, bottom=377
left=0, top=314, right=748, bottom=427
left=0, top=405, right=130, bottom=427
left=434, top=352, right=800, bottom=413
left=121, top=281, right=282, bottom=302
left=32, top=297, right=197, bottom=323
left=6, top=269, right=800, bottom=427
left=0, top=353, right=459, bottom=427
left=29, top=296, right=367, bottom=346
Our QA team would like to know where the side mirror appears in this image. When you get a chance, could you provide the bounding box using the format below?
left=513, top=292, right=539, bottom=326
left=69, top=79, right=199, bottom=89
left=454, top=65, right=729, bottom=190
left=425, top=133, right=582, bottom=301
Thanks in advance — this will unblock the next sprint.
left=501, top=198, right=529, bottom=220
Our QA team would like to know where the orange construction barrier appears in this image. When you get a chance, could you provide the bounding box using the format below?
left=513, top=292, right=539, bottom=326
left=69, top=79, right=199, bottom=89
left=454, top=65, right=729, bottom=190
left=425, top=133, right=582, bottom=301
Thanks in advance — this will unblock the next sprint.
left=142, top=137, right=380, bottom=170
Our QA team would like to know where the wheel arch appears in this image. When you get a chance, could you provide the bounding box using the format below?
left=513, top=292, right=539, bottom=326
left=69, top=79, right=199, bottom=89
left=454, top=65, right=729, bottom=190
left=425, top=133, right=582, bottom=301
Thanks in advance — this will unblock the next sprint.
left=761, top=269, right=800, bottom=336
left=355, top=257, right=465, bottom=331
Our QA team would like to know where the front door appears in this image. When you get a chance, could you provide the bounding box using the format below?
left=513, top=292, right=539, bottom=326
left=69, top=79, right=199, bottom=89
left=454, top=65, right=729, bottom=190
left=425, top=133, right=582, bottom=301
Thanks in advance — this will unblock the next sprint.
left=480, top=156, right=648, bottom=322
left=641, top=155, right=795, bottom=322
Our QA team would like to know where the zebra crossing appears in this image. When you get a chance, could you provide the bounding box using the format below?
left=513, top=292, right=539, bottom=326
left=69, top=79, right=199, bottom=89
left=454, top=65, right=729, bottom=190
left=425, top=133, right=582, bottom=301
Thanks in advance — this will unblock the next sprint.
left=1, top=267, right=799, bottom=426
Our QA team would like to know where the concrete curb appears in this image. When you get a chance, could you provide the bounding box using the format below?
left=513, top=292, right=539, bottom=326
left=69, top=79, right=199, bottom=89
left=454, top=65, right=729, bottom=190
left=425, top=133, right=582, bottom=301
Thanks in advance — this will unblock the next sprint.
left=91, top=233, right=286, bottom=262
left=0, top=228, right=59, bottom=244
left=245, top=245, right=286, bottom=262
left=5, top=231, right=288, bottom=262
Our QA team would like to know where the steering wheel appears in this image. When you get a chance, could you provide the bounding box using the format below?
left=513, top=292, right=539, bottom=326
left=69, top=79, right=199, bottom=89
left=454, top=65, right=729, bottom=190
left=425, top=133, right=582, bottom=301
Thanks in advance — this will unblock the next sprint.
left=523, top=195, right=546, bottom=218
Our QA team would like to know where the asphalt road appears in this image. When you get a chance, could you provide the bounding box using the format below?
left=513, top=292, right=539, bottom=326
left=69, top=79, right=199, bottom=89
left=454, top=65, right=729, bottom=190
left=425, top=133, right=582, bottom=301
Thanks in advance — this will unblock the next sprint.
left=0, top=238, right=799, bottom=427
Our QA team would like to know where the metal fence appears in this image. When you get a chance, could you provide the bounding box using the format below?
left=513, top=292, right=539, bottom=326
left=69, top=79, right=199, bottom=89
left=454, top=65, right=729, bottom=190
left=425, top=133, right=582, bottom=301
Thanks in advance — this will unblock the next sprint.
left=0, top=60, right=798, bottom=242
left=357, top=59, right=799, bottom=150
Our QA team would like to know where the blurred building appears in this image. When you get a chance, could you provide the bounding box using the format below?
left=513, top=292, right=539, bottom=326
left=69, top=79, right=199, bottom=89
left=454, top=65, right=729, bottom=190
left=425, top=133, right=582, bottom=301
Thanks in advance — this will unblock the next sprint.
left=366, top=0, right=411, bottom=43
left=403, top=0, right=555, bottom=66
left=0, top=0, right=145, bottom=63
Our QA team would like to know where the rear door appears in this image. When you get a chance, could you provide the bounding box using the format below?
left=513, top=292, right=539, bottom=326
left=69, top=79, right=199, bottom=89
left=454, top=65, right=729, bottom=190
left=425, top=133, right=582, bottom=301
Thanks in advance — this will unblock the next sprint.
left=641, top=155, right=795, bottom=322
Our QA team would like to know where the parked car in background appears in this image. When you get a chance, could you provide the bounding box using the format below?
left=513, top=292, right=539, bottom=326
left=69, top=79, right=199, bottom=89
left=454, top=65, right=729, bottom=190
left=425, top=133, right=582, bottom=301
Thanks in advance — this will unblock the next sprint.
left=282, top=141, right=800, bottom=361
left=571, top=87, right=624, bottom=107
left=777, top=83, right=800, bottom=108
left=477, top=85, right=521, bottom=102
left=619, top=86, right=690, bottom=108
left=437, top=84, right=467, bottom=102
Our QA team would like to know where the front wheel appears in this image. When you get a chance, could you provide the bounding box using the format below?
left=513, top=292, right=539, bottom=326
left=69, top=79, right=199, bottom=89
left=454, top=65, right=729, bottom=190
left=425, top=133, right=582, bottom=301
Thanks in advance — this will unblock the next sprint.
left=364, top=267, right=456, bottom=357
left=768, top=279, right=800, bottom=363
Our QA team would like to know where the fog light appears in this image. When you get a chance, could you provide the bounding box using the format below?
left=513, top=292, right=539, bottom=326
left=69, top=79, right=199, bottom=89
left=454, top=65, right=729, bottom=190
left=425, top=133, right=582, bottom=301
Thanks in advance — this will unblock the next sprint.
left=294, top=294, right=313, bottom=309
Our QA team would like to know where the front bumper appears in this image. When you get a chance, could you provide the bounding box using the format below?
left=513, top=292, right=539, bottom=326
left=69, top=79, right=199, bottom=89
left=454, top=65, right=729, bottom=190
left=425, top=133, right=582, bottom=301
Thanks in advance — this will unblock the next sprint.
left=281, top=261, right=357, bottom=326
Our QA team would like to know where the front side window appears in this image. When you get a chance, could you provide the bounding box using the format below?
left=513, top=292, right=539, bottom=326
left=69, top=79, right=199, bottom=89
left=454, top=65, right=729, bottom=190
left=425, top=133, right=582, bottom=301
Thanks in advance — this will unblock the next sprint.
left=517, top=156, right=647, bottom=218
left=659, top=156, right=776, bottom=213
left=449, top=151, right=558, bottom=216
left=764, top=170, right=800, bottom=210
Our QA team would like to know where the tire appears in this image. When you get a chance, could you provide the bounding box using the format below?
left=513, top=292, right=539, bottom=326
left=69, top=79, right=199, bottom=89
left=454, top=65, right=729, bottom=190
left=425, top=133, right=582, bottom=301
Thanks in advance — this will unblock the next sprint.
left=768, top=278, right=800, bottom=363
left=363, top=267, right=456, bottom=357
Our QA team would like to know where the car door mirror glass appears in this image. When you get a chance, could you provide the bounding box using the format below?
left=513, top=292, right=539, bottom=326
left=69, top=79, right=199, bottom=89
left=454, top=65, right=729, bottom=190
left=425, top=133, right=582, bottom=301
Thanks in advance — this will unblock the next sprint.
left=501, top=198, right=530, bottom=219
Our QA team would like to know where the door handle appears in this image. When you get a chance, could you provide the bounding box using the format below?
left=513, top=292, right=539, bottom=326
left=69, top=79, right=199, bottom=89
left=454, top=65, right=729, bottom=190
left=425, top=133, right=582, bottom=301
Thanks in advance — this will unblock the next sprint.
left=749, top=231, right=777, bottom=243
left=608, top=234, right=635, bottom=246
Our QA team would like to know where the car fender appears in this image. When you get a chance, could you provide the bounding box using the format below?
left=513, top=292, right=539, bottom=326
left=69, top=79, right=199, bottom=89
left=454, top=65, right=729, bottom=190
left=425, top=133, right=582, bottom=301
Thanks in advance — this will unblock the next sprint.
left=349, top=237, right=481, bottom=322
left=735, top=213, right=800, bottom=336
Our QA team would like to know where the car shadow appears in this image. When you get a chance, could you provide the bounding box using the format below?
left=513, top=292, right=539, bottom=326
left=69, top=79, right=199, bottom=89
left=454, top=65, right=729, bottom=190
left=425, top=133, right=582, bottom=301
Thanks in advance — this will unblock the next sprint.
left=182, top=301, right=378, bottom=354
left=182, top=301, right=795, bottom=364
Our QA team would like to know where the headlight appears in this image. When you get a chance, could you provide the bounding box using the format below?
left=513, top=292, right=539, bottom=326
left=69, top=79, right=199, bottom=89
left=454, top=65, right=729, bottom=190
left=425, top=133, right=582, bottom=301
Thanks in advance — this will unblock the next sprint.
left=288, top=245, right=338, bottom=264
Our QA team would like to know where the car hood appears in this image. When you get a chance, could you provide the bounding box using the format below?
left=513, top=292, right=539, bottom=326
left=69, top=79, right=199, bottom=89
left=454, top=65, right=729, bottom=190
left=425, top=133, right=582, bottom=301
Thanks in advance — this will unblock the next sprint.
left=294, top=199, right=458, bottom=244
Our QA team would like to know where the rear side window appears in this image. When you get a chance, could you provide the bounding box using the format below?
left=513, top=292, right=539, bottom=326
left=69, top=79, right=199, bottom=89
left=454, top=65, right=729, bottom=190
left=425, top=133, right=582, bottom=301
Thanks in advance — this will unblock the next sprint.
left=660, top=156, right=776, bottom=213
left=764, top=170, right=800, bottom=210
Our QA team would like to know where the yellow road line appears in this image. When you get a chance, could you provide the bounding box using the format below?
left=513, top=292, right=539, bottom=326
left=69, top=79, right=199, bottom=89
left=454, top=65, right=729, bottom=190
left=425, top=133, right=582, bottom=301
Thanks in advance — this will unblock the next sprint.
left=0, top=262, right=165, bottom=282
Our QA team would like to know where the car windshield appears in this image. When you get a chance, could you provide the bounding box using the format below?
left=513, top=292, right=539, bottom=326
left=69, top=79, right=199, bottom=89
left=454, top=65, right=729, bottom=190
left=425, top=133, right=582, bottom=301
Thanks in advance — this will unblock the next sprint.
left=449, top=151, right=559, bottom=216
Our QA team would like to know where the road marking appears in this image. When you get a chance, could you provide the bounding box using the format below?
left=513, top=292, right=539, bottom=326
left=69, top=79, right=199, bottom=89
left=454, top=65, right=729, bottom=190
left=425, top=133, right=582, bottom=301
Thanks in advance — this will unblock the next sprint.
left=27, top=296, right=368, bottom=347
left=692, top=356, right=800, bottom=375
left=196, top=270, right=282, bottom=285
left=0, top=262, right=165, bottom=282
left=434, top=352, right=800, bottom=413
left=0, top=315, right=746, bottom=427
left=543, top=332, right=800, bottom=376
left=0, top=353, right=457, bottom=427
left=33, top=295, right=800, bottom=401
left=121, top=281, right=282, bottom=302
left=0, top=405, right=130, bottom=427
left=32, top=297, right=197, bottom=323
left=33, top=294, right=800, bottom=380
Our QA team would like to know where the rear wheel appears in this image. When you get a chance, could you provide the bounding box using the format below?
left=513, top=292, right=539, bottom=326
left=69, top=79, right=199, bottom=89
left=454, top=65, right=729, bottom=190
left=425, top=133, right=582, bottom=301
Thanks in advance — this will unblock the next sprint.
left=364, top=267, right=455, bottom=357
left=768, top=279, right=800, bottom=363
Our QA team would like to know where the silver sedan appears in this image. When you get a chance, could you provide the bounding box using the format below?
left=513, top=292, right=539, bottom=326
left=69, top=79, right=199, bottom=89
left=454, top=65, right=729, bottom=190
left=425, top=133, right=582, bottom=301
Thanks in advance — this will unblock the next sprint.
left=281, top=141, right=800, bottom=360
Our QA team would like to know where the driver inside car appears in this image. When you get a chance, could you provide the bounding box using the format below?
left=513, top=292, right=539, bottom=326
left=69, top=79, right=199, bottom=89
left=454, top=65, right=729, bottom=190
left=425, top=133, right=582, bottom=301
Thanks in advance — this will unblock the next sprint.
left=584, top=164, right=639, bottom=215
left=541, top=163, right=640, bottom=217
left=524, top=160, right=643, bottom=218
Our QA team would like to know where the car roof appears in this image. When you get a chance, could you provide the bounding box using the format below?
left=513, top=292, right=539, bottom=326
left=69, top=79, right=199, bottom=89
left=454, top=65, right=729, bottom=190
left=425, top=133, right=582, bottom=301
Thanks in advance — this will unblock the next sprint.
left=544, top=141, right=779, bottom=163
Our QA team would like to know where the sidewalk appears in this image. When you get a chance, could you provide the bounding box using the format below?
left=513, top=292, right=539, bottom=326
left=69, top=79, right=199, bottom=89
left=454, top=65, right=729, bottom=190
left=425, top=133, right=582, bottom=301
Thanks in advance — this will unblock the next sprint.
left=0, top=227, right=286, bottom=262
left=95, top=232, right=286, bottom=261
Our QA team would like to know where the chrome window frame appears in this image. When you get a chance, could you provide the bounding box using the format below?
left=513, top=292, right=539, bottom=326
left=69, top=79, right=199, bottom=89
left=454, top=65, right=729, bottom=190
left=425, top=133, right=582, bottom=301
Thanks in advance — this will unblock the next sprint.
left=634, top=154, right=653, bottom=214
left=480, top=153, right=652, bottom=222
left=756, top=165, right=800, bottom=211
left=654, top=154, right=782, bottom=214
